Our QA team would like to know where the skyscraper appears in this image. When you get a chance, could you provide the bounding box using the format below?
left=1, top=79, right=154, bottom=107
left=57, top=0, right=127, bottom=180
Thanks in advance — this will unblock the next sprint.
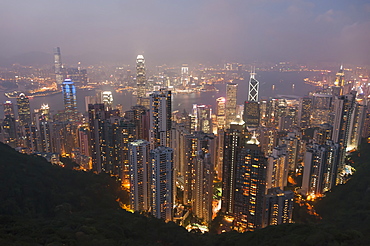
left=129, top=139, right=151, bottom=212
left=222, top=124, right=244, bottom=215
left=4, top=101, right=15, bottom=117
left=263, top=188, right=294, bottom=227
left=226, top=83, right=238, bottom=127
left=244, top=101, right=260, bottom=129
left=301, top=141, right=339, bottom=197
left=347, top=103, right=367, bottom=151
left=39, top=104, right=52, bottom=153
left=334, top=65, right=345, bottom=87
left=311, top=93, right=333, bottom=127
left=54, top=47, right=64, bottom=85
left=181, top=64, right=189, bottom=88
left=234, top=134, right=267, bottom=231
left=102, top=91, right=113, bottom=111
left=17, top=93, right=31, bottom=126
left=332, top=92, right=356, bottom=184
left=192, top=104, right=212, bottom=133
left=184, top=132, right=215, bottom=223
left=298, top=96, right=312, bottom=130
left=88, top=104, right=107, bottom=173
left=136, top=55, right=147, bottom=107
left=62, top=79, right=77, bottom=120
left=2, top=114, right=17, bottom=148
left=248, top=68, right=259, bottom=102
left=150, top=146, right=174, bottom=222
left=149, top=89, right=172, bottom=149
left=266, top=146, right=288, bottom=191
left=216, top=97, right=226, bottom=129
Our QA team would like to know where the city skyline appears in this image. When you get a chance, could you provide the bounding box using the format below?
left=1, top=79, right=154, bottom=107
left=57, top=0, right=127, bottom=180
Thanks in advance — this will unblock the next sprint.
left=1, top=1, right=370, bottom=236
left=0, top=1, right=370, bottom=65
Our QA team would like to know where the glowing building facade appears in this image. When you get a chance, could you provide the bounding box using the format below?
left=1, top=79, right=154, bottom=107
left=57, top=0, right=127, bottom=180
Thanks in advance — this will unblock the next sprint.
left=136, top=55, right=148, bottom=107
left=62, top=79, right=77, bottom=120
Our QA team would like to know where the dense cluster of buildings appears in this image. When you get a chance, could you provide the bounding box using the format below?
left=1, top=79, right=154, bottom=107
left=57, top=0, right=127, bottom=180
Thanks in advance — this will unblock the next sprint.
left=0, top=48, right=369, bottom=232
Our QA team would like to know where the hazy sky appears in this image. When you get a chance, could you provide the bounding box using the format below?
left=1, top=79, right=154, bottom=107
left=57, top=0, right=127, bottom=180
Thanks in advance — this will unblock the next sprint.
left=1, top=0, right=370, bottom=65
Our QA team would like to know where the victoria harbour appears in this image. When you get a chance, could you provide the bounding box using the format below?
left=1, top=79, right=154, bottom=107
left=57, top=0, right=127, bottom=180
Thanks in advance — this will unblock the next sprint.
left=0, top=70, right=319, bottom=118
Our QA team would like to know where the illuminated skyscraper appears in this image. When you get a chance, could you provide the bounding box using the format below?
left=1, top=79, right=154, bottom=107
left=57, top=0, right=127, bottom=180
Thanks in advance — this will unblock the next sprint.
left=181, top=64, right=189, bottom=88
left=222, top=124, right=244, bottom=215
left=102, top=91, right=113, bottom=111
left=150, top=146, right=174, bottom=222
left=2, top=113, right=17, bottom=147
left=226, top=83, right=238, bottom=127
left=334, top=65, right=345, bottom=87
left=332, top=91, right=356, bottom=184
left=301, top=141, right=339, bottom=197
left=298, top=96, right=312, bottom=130
left=149, top=89, right=172, bottom=149
left=248, top=68, right=259, bottom=102
left=136, top=55, right=147, bottom=107
left=129, top=139, right=151, bottom=212
left=347, top=103, right=366, bottom=151
left=88, top=104, right=107, bottom=173
left=216, top=97, right=226, bottom=129
left=4, top=101, right=14, bottom=117
left=242, top=135, right=266, bottom=231
left=39, top=104, right=52, bottom=153
left=40, top=104, right=50, bottom=121
left=54, top=47, right=64, bottom=85
left=184, top=132, right=215, bottom=222
left=62, top=79, right=77, bottom=120
left=17, top=93, right=31, bottom=126
left=192, top=104, right=212, bottom=133
left=266, top=146, right=288, bottom=191
left=263, top=188, right=293, bottom=227
left=244, top=101, right=260, bottom=129
left=311, top=94, right=333, bottom=126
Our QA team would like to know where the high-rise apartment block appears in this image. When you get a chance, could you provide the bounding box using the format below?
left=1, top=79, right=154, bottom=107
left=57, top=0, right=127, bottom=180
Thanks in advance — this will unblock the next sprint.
left=150, top=146, right=174, bottom=222
left=149, top=90, right=172, bottom=149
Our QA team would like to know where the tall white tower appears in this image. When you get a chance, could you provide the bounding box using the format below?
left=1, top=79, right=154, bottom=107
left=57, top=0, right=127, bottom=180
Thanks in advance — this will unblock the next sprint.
left=136, top=55, right=147, bottom=106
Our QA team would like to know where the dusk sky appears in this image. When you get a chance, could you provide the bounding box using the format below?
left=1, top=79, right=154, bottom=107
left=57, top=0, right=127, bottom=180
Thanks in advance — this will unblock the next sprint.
left=1, top=0, right=370, bottom=65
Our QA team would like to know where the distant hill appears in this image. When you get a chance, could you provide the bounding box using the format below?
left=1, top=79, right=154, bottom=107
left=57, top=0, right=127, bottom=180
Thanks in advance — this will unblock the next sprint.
left=0, top=141, right=370, bottom=245
left=0, top=51, right=131, bottom=67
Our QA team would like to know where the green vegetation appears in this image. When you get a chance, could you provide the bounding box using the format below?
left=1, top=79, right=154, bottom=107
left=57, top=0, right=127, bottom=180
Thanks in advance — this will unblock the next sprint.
left=1, top=141, right=370, bottom=245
